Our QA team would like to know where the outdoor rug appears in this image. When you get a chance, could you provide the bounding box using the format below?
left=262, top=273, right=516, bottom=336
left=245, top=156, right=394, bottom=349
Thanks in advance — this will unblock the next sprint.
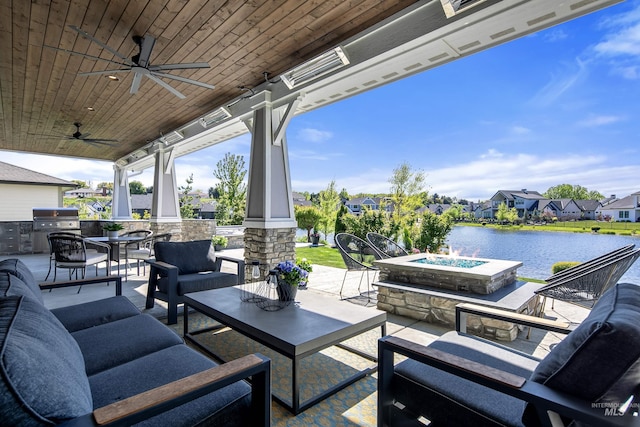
left=169, top=311, right=381, bottom=426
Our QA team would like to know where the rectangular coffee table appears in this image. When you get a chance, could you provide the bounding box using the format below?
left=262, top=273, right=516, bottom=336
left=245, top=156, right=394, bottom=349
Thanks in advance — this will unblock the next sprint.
left=183, top=286, right=387, bottom=414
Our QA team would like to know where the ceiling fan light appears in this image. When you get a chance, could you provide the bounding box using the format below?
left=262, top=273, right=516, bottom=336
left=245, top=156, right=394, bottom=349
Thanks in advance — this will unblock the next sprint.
left=280, top=47, right=349, bottom=89
left=160, top=130, right=184, bottom=144
left=106, top=75, right=119, bottom=81
left=199, top=107, right=232, bottom=128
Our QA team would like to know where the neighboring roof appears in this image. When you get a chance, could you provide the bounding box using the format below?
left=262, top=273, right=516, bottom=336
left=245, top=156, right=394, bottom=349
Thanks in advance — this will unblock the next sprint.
left=131, top=194, right=153, bottom=210
left=491, top=190, right=545, bottom=201
left=599, top=192, right=640, bottom=210
left=575, top=200, right=601, bottom=211
left=200, top=202, right=218, bottom=213
left=0, top=161, right=76, bottom=187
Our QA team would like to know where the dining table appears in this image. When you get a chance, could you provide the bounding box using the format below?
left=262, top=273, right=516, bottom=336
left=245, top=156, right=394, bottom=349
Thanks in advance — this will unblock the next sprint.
left=85, top=236, right=144, bottom=276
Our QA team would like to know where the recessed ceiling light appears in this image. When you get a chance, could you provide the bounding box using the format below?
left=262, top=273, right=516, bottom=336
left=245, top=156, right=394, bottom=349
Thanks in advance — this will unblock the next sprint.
left=106, top=75, right=119, bottom=81
left=86, top=107, right=95, bottom=111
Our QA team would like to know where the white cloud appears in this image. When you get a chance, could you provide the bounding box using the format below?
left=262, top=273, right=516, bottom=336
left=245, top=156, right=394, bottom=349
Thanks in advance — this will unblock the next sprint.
left=529, top=58, right=588, bottom=107
left=544, top=29, right=568, bottom=43
left=576, top=114, right=625, bottom=127
left=297, top=128, right=333, bottom=143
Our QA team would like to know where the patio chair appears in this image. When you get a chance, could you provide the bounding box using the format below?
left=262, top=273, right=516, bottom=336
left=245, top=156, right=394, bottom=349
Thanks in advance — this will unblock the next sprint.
left=536, top=246, right=640, bottom=310
left=44, top=231, right=86, bottom=281
left=335, top=233, right=383, bottom=301
left=378, top=282, right=640, bottom=427
left=48, top=234, right=111, bottom=289
left=124, top=233, right=171, bottom=279
left=366, top=232, right=409, bottom=258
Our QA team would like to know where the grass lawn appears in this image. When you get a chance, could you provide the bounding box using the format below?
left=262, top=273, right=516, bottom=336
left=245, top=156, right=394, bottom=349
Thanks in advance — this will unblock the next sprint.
left=295, top=245, right=346, bottom=269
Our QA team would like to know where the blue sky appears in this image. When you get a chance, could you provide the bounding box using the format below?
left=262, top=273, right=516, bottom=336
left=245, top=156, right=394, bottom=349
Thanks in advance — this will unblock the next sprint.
left=4, top=1, right=640, bottom=202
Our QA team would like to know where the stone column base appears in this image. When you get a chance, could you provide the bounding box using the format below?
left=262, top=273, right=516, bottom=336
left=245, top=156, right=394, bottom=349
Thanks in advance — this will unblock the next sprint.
left=244, top=227, right=296, bottom=282
left=149, top=221, right=183, bottom=242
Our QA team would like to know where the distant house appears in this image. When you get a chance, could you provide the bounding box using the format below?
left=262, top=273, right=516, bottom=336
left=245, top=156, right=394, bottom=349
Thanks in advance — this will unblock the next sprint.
left=345, top=197, right=391, bottom=216
left=574, top=200, right=602, bottom=220
left=200, top=201, right=218, bottom=219
left=597, top=191, right=640, bottom=222
left=490, top=189, right=546, bottom=219
left=65, top=187, right=102, bottom=198
left=0, top=161, right=77, bottom=221
left=131, top=193, right=153, bottom=216
left=292, top=191, right=311, bottom=207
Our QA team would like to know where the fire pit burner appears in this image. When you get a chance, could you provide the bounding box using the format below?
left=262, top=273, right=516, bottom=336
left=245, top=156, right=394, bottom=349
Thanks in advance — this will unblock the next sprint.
left=412, top=255, right=487, bottom=269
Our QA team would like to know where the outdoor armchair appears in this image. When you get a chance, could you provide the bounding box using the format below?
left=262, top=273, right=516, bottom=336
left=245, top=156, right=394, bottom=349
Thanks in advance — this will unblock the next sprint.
left=366, top=232, right=409, bottom=258
left=378, top=282, right=640, bottom=427
left=146, top=239, right=245, bottom=324
left=536, top=246, right=640, bottom=310
left=335, top=232, right=383, bottom=301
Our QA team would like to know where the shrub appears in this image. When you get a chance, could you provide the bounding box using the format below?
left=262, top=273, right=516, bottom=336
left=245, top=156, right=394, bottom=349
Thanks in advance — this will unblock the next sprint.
left=552, top=261, right=581, bottom=274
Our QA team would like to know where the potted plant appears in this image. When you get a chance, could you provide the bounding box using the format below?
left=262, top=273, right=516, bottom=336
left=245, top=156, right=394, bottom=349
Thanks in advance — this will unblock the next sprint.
left=310, top=230, right=320, bottom=246
left=271, top=259, right=311, bottom=301
left=102, top=223, right=124, bottom=238
left=211, top=235, right=228, bottom=251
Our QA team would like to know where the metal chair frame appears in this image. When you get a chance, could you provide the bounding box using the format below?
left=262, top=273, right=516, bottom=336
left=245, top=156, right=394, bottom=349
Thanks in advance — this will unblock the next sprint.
left=48, top=234, right=111, bottom=291
left=335, top=232, right=383, bottom=301
left=124, top=233, right=171, bottom=280
left=366, top=232, right=409, bottom=258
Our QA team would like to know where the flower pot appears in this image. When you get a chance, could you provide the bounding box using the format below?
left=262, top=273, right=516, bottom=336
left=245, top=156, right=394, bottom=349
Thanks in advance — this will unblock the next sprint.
left=276, top=280, right=297, bottom=302
left=311, top=235, right=320, bottom=246
left=107, top=230, right=119, bottom=239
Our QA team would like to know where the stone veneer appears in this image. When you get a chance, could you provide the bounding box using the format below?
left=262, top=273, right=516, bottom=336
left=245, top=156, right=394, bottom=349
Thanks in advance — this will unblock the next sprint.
left=377, top=283, right=540, bottom=341
left=243, top=227, right=296, bottom=283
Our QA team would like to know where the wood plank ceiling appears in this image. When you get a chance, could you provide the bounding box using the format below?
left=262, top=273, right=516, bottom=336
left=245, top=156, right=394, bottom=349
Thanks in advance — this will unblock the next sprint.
left=0, top=0, right=417, bottom=162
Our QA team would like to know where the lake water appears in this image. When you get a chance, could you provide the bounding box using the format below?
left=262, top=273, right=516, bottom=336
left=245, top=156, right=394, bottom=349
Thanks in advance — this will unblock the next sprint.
left=446, top=226, right=640, bottom=282
left=299, top=226, right=640, bottom=283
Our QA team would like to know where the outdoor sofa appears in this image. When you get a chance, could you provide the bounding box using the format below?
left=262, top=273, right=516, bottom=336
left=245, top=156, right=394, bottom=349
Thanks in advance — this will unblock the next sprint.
left=146, top=239, right=245, bottom=324
left=0, top=258, right=270, bottom=426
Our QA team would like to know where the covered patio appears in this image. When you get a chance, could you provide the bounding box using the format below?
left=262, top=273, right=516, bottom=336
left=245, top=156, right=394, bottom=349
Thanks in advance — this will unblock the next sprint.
left=0, top=249, right=590, bottom=425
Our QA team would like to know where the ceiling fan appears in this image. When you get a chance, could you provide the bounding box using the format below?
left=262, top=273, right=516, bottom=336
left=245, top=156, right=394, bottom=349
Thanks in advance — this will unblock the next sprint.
left=45, top=26, right=215, bottom=99
left=47, top=122, right=119, bottom=146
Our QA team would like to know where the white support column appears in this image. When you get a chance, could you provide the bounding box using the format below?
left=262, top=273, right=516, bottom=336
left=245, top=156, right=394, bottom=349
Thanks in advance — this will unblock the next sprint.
left=151, top=145, right=181, bottom=222
left=112, top=165, right=132, bottom=219
left=243, top=90, right=301, bottom=229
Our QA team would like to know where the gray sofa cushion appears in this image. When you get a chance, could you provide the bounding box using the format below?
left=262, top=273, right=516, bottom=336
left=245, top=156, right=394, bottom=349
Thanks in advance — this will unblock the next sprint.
left=155, top=240, right=217, bottom=275
left=71, top=313, right=183, bottom=375
left=394, top=331, right=539, bottom=427
left=529, top=282, right=640, bottom=403
left=89, top=345, right=252, bottom=427
left=0, top=296, right=92, bottom=425
left=0, top=259, right=43, bottom=304
left=51, top=295, right=141, bottom=332
left=158, top=271, right=239, bottom=295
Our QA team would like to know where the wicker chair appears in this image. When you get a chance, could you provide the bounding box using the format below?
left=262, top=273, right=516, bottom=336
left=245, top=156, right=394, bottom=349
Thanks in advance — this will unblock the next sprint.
left=535, top=246, right=640, bottom=310
left=335, top=233, right=384, bottom=301
left=48, top=234, right=111, bottom=288
left=366, top=232, right=409, bottom=258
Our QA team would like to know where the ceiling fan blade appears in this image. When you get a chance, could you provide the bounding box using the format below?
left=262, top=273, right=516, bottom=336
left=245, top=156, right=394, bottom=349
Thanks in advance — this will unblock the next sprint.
left=130, top=72, right=143, bottom=94
left=137, top=35, right=156, bottom=67
left=69, top=25, right=132, bottom=64
left=150, top=71, right=215, bottom=89
left=83, top=139, right=119, bottom=143
left=149, top=62, right=210, bottom=71
left=43, top=45, right=130, bottom=67
left=146, top=74, right=186, bottom=99
left=78, top=69, right=131, bottom=76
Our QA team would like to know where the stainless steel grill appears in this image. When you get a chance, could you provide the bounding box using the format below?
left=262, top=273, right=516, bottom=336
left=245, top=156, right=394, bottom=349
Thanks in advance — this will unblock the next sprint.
left=32, top=208, right=81, bottom=252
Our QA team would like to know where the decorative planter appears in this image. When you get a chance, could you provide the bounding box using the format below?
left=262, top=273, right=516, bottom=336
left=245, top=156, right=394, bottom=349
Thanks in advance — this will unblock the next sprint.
left=311, top=235, right=320, bottom=246
left=107, top=230, right=119, bottom=239
left=276, top=280, right=297, bottom=302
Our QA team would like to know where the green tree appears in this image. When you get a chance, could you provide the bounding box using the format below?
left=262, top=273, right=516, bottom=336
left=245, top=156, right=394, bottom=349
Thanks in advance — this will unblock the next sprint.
left=341, top=208, right=387, bottom=240
left=495, top=202, right=518, bottom=224
left=415, top=211, right=453, bottom=252
left=129, top=180, right=146, bottom=195
left=317, top=180, right=341, bottom=239
left=544, top=184, right=604, bottom=200
left=213, top=153, right=247, bottom=225
left=294, top=205, right=323, bottom=241
left=179, top=174, right=196, bottom=218
left=339, top=188, right=349, bottom=202
left=334, top=204, right=349, bottom=235
left=71, top=179, right=88, bottom=188
left=389, top=162, right=426, bottom=224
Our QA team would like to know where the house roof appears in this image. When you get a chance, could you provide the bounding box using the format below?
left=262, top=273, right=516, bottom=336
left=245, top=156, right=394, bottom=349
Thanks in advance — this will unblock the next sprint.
left=131, top=193, right=153, bottom=210
left=599, top=192, right=640, bottom=210
left=491, top=190, right=546, bottom=201
left=575, top=200, right=601, bottom=211
left=0, top=161, right=76, bottom=187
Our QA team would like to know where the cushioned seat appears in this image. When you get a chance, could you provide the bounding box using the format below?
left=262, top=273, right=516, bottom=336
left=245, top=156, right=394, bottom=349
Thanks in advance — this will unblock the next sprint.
left=89, top=345, right=252, bottom=427
left=158, top=271, right=240, bottom=294
left=71, top=314, right=183, bottom=375
left=51, top=296, right=141, bottom=332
